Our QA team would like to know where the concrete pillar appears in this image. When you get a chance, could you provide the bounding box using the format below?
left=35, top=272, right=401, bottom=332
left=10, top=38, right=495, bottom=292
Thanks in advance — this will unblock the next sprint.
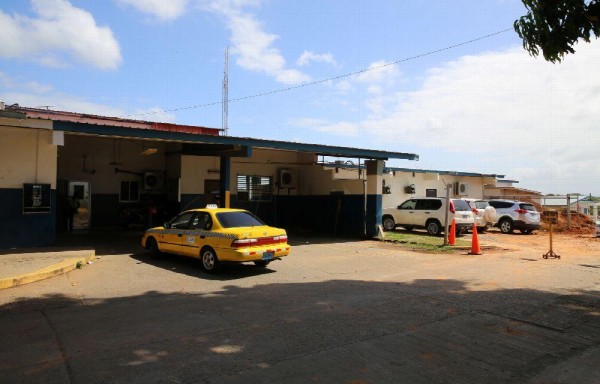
left=219, top=156, right=230, bottom=208
left=365, top=160, right=384, bottom=237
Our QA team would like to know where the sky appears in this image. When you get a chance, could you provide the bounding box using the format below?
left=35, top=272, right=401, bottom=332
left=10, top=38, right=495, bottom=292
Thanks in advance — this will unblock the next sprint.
left=1, top=0, right=600, bottom=196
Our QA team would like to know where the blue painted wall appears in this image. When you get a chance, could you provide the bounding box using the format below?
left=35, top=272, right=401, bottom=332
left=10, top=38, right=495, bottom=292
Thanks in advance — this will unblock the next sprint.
left=224, top=193, right=380, bottom=238
left=366, top=194, right=383, bottom=237
left=0, top=188, right=56, bottom=249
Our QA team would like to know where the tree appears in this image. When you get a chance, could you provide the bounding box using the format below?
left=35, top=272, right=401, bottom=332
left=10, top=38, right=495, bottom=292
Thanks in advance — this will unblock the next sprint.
left=514, top=0, right=600, bottom=63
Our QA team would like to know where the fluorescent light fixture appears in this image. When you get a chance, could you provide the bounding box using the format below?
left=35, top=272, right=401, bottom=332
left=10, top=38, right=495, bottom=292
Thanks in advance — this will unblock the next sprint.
left=140, top=148, right=158, bottom=156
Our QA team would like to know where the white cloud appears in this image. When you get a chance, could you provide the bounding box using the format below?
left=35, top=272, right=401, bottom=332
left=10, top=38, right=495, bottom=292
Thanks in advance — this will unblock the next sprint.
left=117, top=0, right=189, bottom=22
left=331, top=60, right=402, bottom=96
left=199, top=0, right=310, bottom=85
left=0, top=72, right=175, bottom=122
left=354, top=60, right=401, bottom=84
left=297, top=51, right=337, bottom=67
left=290, top=118, right=358, bottom=137
left=0, top=0, right=122, bottom=70
left=305, top=42, right=600, bottom=194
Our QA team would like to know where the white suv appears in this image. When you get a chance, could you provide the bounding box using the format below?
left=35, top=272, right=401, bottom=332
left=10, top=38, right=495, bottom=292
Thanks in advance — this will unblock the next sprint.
left=463, top=199, right=497, bottom=233
left=382, top=197, right=475, bottom=235
left=487, top=200, right=541, bottom=234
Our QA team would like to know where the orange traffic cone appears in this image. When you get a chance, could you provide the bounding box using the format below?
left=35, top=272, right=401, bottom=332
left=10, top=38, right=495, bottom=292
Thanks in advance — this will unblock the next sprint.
left=470, top=223, right=481, bottom=255
left=448, top=219, right=456, bottom=245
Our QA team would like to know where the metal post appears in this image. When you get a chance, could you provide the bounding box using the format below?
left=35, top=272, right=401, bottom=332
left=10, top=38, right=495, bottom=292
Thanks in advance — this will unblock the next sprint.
left=567, top=194, right=571, bottom=229
left=443, top=183, right=451, bottom=245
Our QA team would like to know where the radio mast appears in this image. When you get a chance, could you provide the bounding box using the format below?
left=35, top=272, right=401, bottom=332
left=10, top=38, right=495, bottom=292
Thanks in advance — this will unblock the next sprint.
left=222, top=46, right=229, bottom=136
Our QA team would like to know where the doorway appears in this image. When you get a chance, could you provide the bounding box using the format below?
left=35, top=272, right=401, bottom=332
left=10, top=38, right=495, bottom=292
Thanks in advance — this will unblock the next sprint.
left=204, top=179, right=220, bottom=206
left=68, top=181, right=91, bottom=230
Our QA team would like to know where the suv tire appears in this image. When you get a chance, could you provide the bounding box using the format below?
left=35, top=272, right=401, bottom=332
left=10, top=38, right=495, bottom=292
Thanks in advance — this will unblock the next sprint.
left=499, top=218, right=514, bottom=234
left=382, top=215, right=395, bottom=231
left=426, top=220, right=442, bottom=236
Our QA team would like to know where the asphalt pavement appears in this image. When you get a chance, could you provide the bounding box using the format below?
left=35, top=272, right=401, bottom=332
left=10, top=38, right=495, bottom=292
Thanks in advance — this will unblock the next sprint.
left=0, top=230, right=598, bottom=383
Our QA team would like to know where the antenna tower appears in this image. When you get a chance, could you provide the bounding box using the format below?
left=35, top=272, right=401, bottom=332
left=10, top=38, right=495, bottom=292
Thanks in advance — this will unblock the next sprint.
left=222, top=46, right=229, bottom=136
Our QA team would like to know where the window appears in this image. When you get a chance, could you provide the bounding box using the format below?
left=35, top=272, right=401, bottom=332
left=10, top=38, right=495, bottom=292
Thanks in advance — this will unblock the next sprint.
left=426, top=189, right=437, bottom=197
left=416, top=199, right=442, bottom=210
left=489, top=201, right=513, bottom=209
left=452, top=199, right=471, bottom=211
left=519, top=203, right=537, bottom=212
left=399, top=200, right=416, bottom=210
left=190, top=212, right=212, bottom=230
left=216, top=211, right=265, bottom=228
left=120, top=180, right=139, bottom=202
left=237, top=175, right=272, bottom=201
left=169, top=212, right=195, bottom=229
left=475, top=201, right=489, bottom=209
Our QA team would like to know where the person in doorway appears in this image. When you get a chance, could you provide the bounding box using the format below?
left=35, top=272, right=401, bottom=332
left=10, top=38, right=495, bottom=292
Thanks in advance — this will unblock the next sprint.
left=147, top=196, right=158, bottom=228
left=65, top=194, right=80, bottom=232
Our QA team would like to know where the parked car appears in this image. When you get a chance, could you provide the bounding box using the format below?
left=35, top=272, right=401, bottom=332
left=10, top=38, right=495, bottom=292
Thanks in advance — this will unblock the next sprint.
left=487, top=199, right=541, bottom=234
left=596, top=220, right=600, bottom=237
left=141, top=205, right=290, bottom=273
left=463, top=198, right=497, bottom=233
left=382, top=197, right=475, bottom=236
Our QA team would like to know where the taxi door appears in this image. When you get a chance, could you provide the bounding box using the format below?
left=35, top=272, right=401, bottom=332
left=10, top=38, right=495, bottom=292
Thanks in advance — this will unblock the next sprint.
left=181, top=212, right=213, bottom=258
left=161, top=212, right=195, bottom=254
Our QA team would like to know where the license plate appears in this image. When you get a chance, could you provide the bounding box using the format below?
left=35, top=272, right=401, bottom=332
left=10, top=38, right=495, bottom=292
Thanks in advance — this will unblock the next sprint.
left=262, top=252, right=274, bottom=261
left=462, top=215, right=469, bottom=219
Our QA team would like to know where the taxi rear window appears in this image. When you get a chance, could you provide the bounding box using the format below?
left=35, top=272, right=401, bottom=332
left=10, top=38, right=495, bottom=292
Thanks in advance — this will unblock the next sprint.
left=216, top=211, right=265, bottom=228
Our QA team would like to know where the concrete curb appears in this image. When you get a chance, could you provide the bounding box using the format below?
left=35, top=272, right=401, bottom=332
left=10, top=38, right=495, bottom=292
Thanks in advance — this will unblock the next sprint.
left=0, top=251, right=96, bottom=290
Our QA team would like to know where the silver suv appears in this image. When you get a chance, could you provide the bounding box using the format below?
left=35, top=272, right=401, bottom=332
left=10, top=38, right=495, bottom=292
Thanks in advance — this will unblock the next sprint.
left=382, top=197, right=474, bottom=235
left=487, top=200, right=541, bottom=234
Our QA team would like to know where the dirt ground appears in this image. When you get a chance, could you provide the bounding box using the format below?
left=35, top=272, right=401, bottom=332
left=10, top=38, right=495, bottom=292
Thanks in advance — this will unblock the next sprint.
left=473, top=227, right=600, bottom=259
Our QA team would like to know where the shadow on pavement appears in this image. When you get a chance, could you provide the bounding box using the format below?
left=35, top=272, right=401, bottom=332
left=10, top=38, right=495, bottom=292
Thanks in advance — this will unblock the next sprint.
left=53, top=229, right=363, bottom=256
left=129, top=252, right=277, bottom=281
left=0, top=279, right=599, bottom=383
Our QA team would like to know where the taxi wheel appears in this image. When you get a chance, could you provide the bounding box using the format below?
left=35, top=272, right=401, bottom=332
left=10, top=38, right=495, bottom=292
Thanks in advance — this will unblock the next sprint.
left=200, top=247, right=220, bottom=273
left=254, top=260, right=270, bottom=267
left=146, top=237, right=161, bottom=255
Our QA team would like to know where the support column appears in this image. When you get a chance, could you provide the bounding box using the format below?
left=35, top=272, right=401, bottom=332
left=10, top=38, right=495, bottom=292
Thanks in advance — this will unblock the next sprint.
left=365, top=160, right=384, bottom=237
left=219, top=155, right=231, bottom=208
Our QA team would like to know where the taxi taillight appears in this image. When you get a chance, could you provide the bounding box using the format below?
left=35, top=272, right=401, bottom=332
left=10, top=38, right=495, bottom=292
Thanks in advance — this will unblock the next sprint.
left=231, top=235, right=288, bottom=248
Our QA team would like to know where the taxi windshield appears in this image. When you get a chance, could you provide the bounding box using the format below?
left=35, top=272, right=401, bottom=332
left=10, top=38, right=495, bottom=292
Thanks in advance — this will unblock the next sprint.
left=216, top=211, right=265, bottom=228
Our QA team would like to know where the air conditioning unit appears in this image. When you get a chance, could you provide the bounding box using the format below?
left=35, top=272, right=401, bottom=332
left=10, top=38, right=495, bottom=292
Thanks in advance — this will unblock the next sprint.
left=279, top=169, right=295, bottom=188
left=144, top=171, right=164, bottom=191
left=454, top=182, right=469, bottom=195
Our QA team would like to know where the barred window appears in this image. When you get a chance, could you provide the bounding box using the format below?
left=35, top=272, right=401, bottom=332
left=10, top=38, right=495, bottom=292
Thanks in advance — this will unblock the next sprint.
left=237, top=175, right=272, bottom=202
left=120, top=180, right=139, bottom=202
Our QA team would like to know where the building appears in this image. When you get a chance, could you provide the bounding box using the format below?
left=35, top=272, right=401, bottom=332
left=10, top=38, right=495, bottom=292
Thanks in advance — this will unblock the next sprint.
left=483, top=179, right=543, bottom=204
left=0, top=105, right=419, bottom=248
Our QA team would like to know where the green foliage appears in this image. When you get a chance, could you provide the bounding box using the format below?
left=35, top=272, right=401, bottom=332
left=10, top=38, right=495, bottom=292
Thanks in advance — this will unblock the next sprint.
left=383, top=231, right=470, bottom=253
left=514, top=0, right=600, bottom=63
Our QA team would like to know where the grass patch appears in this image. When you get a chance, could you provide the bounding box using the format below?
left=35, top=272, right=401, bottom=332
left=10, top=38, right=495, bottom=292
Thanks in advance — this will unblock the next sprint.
left=382, top=230, right=471, bottom=253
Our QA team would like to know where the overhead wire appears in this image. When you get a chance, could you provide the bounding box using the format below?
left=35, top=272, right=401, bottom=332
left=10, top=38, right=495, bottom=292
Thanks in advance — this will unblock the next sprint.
left=124, top=28, right=513, bottom=118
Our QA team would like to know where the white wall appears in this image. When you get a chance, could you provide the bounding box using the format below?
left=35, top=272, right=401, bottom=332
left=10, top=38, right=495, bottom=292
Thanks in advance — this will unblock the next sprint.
left=180, top=149, right=366, bottom=196
left=381, top=171, right=488, bottom=208
left=58, top=135, right=167, bottom=194
left=0, top=121, right=56, bottom=189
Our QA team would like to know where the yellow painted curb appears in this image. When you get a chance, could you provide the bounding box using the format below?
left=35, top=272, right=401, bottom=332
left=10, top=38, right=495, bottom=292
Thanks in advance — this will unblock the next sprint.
left=0, top=251, right=96, bottom=290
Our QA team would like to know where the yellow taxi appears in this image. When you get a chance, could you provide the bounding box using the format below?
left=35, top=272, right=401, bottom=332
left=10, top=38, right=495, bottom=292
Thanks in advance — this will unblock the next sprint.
left=141, top=205, right=290, bottom=273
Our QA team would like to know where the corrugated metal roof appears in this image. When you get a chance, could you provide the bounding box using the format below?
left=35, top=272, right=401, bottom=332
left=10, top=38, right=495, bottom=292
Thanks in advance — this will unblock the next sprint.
left=10, top=105, right=418, bottom=160
left=384, top=166, right=502, bottom=178
left=54, top=120, right=419, bottom=161
left=14, top=106, right=222, bottom=136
